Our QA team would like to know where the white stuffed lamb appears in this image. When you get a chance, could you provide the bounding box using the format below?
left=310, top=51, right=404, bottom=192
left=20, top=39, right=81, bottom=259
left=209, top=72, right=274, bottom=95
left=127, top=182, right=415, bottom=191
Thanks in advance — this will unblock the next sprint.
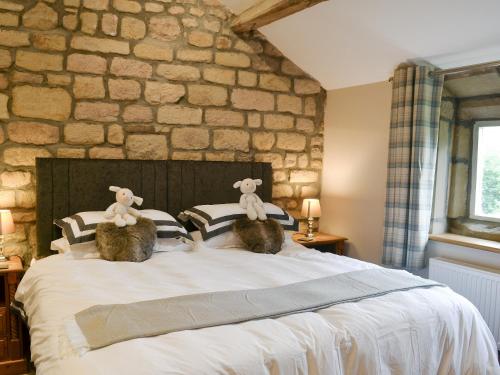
left=233, top=178, right=267, bottom=221
left=104, top=186, right=143, bottom=227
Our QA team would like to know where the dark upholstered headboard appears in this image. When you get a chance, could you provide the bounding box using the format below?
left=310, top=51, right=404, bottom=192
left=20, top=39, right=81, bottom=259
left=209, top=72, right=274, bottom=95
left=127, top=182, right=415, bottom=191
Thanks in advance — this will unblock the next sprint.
left=36, top=158, right=272, bottom=258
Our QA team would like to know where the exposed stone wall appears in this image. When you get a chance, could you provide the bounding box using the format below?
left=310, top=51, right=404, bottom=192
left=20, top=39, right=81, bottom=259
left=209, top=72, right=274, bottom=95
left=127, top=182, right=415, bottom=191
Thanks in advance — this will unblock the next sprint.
left=0, top=0, right=326, bottom=262
left=447, top=93, right=500, bottom=240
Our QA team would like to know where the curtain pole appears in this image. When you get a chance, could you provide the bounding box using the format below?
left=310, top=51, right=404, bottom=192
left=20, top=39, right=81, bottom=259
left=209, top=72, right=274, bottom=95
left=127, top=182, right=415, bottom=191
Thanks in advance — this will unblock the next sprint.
left=388, top=59, right=500, bottom=82
left=429, top=59, right=500, bottom=77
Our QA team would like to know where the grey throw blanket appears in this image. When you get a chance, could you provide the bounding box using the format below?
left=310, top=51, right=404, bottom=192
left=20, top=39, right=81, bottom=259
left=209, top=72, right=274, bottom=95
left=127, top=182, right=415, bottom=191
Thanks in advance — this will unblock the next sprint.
left=73, top=268, right=443, bottom=350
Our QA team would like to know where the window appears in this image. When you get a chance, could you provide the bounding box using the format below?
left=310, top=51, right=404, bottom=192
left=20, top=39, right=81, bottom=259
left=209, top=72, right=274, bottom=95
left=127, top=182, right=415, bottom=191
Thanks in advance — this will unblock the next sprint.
left=470, top=121, right=500, bottom=222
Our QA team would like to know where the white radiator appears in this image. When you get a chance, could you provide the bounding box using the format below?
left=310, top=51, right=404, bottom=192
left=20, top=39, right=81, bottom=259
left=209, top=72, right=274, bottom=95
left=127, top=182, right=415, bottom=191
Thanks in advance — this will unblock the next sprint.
left=429, top=257, right=500, bottom=349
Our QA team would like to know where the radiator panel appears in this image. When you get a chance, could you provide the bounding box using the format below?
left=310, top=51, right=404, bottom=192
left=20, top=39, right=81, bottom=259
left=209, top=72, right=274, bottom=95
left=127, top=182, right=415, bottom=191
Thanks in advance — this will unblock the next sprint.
left=429, top=257, right=500, bottom=349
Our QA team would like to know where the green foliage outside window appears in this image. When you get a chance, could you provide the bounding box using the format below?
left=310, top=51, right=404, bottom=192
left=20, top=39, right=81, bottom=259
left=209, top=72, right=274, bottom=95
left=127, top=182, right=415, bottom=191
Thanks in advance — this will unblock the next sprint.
left=482, top=153, right=500, bottom=215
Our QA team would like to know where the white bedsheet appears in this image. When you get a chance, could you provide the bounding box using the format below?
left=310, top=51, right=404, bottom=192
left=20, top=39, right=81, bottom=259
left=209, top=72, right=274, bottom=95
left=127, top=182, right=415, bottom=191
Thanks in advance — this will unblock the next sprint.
left=17, top=240, right=499, bottom=375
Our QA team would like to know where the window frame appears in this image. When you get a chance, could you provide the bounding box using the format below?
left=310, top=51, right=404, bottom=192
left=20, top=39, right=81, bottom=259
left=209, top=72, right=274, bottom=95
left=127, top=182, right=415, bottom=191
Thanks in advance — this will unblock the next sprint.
left=469, top=120, right=500, bottom=223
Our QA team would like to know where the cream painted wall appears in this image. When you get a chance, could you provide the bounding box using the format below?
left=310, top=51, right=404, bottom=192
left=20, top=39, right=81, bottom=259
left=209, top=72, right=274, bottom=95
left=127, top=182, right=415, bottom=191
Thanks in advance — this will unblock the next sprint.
left=320, top=81, right=392, bottom=264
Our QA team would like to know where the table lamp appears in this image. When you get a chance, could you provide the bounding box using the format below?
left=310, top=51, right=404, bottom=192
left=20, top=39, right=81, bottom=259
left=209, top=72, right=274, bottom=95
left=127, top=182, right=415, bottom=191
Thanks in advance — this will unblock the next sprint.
left=301, top=199, right=321, bottom=240
left=0, top=209, right=15, bottom=262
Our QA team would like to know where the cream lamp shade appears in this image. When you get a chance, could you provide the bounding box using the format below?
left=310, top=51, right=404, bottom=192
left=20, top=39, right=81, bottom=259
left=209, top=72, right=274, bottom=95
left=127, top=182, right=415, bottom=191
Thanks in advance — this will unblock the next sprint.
left=0, top=210, right=15, bottom=235
left=301, top=199, right=321, bottom=218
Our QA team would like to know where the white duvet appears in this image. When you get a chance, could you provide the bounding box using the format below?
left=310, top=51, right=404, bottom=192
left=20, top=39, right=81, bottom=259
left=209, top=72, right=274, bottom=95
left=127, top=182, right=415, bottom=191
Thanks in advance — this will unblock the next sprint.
left=17, top=240, right=499, bottom=375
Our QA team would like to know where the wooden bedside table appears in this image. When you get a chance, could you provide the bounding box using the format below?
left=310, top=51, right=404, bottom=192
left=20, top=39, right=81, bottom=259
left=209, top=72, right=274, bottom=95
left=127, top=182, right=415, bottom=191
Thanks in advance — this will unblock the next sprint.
left=0, top=256, right=28, bottom=375
left=292, top=232, right=348, bottom=255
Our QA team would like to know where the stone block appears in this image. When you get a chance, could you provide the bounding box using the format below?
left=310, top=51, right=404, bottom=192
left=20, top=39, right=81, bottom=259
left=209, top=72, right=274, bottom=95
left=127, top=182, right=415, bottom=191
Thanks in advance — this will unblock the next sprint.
left=108, top=78, right=141, bottom=100
left=281, top=60, right=304, bottom=76
left=171, top=151, right=203, bottom=161
left=107, top=124, right=124, bottom=144
left=205, top=151, right=234, bottom=161
left=215, top=52, right=250, bottom=68
left=277, top=94, right=302, bottom=114
left=290, top=170, right=318, bottom=183
left=110, top=57, right=152, bottom=78
left=32, top=33, right=66, bottom=51
left=0, top=12, right=18, bottom=27
left=71, top=36, right=129, bottom=55
left=121, top=16, right=146, bottom=40
left=67, top=53, right=107, bottom=74
left=276, top=133, right=306, bottom=151
left=260, top=73, right=291, bottom=92
left=64, top=123, right=104, bottom=145
left=238, top=71, right=257, bottom=87
left=145, top=81, right=185, bottom=104
left=231, top=89, right=274, bottom=111
left=263, top=114, right=294, bottom=130
left=12, top=86, right=71, bottom=121
left=272, top=184, right=293, bottom=198
left=8, top=121, right=59, bottom=144
left=157, top=64, right=200, bottom=81
left=102, top=13, right=118, bottom=36
left=89, top=147, right=124, bottom=159
left=203, top=67, right=235, bottom=85
left=0, top=30, right=29, bottom=47
left=252, top=132, right=275, bottom=150
left=134, top=41, right=173, bottom=61
left=126, top=134, right=168, bottom=160
left=113, top=0, right=141, bottom=13
left=188, top=30, right=213, bottom=47
left=47, top=73, right=71, bottom=86
left=122, top=104, right=153, bottom=122
left=205, top=109, right=244, bottom=127
left=83, top=0, right=109, bottom=10
left=1, top=171, right=31, bottom=188
left=15, top=50, right=62, bottom=72
left=254, top=153, right=283, bottom=168
left=295, top=79, right=321, bottom=95
left=0, top=93, right=7, bottom=119
left=213, top=129, right=249, bottom=151
left=73, top=75, right=105, bottom=99
left=0, top=190, right=15, bottom=208
left=22, top=3, right=58, bottom=30
left=57, top=148, right=85, bottom=158
left=74, top=102, right=119, bottom=122
left=296, top=118, right=314, bottom=133
left=171, top=127, right=209, bottom=150
left=81, top=12, right=98, bottom=34
left=157, top=104, right=202, bottom=125
left=304, top=97, right=316, bottom=116
left=188, top=84, right=227, bottom=106
left=149, top=15, right=180, bottom=41
left=3, top=147, right=52, bottom=166
left=176, top=48, right=212, bottom=62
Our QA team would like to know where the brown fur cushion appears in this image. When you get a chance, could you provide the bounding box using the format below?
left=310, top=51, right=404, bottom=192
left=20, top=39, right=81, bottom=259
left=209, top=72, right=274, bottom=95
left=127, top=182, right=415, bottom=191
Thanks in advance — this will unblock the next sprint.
left=96, top=217, right=157, bottom=262
left=232, top=218, right=284, bottom=254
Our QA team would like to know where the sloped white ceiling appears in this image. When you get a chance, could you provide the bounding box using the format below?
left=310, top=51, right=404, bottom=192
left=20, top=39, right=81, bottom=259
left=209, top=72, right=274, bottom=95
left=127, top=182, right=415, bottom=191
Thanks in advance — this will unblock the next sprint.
left=222, top=0, right=500, bottom=90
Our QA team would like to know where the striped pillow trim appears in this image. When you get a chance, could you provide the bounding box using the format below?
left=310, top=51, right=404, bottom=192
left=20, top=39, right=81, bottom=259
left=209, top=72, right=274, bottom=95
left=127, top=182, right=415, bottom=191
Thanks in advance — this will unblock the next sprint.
left=55, top=213, right=191, bottom=245
left=184, top=205, right=298, bottom=240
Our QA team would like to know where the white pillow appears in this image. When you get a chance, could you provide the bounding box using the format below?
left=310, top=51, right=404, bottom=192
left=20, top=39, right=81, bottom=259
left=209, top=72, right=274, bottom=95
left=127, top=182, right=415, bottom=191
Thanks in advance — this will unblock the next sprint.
left=55, top=209, right=192, bottom=246
left=180, top=203, right=298, bottom=240
left=51, top=237, right=98, bottom=254
left=191, top=230, right=244, bottom=249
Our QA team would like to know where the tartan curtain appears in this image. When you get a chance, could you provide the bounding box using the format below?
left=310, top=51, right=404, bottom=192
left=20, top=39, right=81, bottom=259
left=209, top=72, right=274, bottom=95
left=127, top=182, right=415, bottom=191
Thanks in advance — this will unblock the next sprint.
left=382, top=65, right=444, bottom=270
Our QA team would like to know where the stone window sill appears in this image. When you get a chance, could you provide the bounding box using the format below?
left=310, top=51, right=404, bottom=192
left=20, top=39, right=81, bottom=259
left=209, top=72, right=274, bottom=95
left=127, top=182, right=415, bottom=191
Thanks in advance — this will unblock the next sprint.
left=429, top=233, right=500, bottom=254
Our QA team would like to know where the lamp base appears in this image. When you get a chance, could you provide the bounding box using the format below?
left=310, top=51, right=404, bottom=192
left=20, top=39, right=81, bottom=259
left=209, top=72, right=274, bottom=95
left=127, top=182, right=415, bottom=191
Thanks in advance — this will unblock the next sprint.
left=0, top=254, right=7, bottom=263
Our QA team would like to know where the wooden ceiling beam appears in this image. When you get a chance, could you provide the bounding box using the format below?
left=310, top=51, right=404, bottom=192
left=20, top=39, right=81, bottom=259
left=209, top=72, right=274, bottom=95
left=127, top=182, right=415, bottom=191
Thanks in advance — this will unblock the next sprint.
left=231, top=0, right=327, bottom=33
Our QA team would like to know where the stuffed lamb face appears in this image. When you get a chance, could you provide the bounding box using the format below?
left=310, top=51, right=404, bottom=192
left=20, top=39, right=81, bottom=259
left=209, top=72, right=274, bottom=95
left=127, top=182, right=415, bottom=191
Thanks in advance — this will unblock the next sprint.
left=115, top=188, right=137, bottom=208
left=233, top=178, right=267, bottom=221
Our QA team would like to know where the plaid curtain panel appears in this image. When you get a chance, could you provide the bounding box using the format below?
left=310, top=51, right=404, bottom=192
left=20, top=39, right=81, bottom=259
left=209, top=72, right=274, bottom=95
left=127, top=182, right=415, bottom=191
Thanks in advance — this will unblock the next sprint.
left=382, top=65, right=444, bottom=270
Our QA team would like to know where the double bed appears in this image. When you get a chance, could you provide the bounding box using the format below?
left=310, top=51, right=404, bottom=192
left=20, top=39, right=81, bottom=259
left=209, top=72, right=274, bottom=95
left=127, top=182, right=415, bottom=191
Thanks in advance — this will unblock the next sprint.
left=16, top=159, right=500, bottom=374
